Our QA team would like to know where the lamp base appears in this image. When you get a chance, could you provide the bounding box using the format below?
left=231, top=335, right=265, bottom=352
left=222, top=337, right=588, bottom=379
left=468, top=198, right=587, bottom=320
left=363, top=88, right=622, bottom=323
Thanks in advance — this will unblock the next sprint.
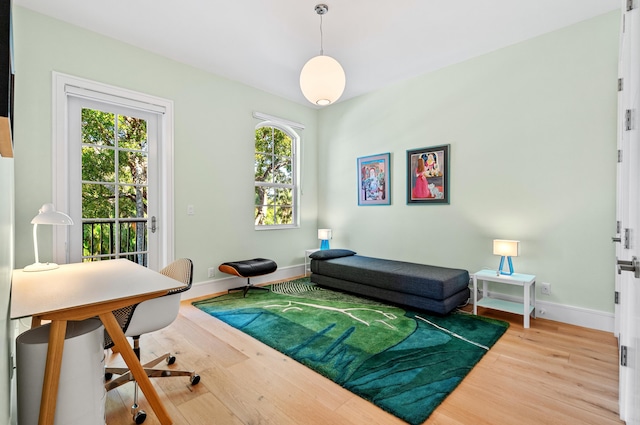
left=23, top=262, right=60, bottom=272
left=497, top=256, right=514, bottom=276
left=320, top=240, right=330, bottom=250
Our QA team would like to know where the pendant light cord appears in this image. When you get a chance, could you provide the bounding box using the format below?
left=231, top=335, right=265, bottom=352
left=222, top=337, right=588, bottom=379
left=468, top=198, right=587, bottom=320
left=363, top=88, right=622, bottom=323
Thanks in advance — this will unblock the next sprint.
left=319, top=14, right=324, bottom=55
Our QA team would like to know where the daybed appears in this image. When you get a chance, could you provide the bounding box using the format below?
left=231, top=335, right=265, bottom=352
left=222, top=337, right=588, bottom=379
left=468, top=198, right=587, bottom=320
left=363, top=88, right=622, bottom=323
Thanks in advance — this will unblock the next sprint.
left=309, top=249, right=470, bottom=315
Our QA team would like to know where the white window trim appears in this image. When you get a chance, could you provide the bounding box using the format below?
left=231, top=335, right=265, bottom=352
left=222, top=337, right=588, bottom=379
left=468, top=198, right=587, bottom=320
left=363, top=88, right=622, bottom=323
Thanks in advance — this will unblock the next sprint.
left=51, top=71, right=175, bottom=267
left=254, top=118, right=301, bottom=230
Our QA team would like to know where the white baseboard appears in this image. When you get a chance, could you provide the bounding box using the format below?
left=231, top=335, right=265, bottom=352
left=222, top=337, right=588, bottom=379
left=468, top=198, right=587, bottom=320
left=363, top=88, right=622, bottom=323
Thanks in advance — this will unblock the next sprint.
left=476, top=290, right=614, bottom=333
left=185, top=264, right=306, bottom=300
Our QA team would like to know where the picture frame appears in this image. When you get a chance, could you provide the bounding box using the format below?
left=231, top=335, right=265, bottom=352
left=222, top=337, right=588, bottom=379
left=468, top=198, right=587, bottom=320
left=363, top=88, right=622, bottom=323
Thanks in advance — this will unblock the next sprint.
left=406, top=144, right=450, bottom=204
left=357, top=152, right=391, bottom=205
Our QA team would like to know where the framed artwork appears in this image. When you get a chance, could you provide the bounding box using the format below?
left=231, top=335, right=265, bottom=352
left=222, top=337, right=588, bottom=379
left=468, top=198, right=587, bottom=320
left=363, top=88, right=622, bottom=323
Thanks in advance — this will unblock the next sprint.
left=406, top=144, right=450, bottom=204
left=357, top=153, right=390, bottom=205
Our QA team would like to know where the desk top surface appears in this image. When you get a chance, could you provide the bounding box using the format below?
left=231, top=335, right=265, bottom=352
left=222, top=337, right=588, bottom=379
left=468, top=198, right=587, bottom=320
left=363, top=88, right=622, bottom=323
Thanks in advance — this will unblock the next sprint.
left=11, top=259, right=185, bottom=319
left=473, top=269, right=536, bottom=283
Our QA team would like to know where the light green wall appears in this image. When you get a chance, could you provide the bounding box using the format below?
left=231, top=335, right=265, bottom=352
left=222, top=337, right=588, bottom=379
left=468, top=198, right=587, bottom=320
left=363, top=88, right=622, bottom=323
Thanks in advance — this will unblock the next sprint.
left=12, top=7, right=619, bottom=313
left=317, top=11, right=619, bottom=312
left=11, top=7, right=319, bottom=283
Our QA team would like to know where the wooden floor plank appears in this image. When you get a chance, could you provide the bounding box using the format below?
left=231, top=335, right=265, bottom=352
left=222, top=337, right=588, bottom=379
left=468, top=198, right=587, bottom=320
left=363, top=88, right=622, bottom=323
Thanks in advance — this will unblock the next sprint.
left=105, top=289, right=624, bottom=425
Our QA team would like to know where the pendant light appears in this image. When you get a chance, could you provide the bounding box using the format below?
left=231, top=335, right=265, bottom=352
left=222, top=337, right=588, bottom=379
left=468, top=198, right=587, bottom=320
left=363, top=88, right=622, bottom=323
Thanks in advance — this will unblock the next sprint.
left=299, top=4, right=346, bottom=106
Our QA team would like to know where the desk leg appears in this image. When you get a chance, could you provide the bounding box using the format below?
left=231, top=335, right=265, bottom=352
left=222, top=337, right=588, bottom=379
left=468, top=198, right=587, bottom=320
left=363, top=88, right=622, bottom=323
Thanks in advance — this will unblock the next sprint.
left=523, top=283, right=530, bottom=329
left=99, top=312, right=173, bottom=425
left=38, top=320, right=67, bottom=425
left=31, top=315, right=42, bottom=328
left=472, top=275, right=478, bottom=315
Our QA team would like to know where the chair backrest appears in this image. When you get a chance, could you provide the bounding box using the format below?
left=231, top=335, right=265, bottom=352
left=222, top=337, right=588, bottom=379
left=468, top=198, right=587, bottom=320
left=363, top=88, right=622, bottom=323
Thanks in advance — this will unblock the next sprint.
left=161, top=258, right=193, bottom=295
left=105, top=258, right=193, bottom=345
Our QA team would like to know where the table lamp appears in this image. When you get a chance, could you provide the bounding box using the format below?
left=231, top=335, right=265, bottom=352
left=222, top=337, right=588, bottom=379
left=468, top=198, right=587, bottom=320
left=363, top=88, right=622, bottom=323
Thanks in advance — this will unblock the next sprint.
left=493, top=239, right=519, bottom=276
left=318, top=229, right=332, bottom=250
left=24, top=203, right=74, bottom=272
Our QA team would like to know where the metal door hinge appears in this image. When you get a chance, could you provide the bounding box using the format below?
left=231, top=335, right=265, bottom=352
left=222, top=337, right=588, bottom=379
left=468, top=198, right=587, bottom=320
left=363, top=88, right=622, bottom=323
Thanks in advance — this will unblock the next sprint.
left=619, top=78, right=624, bottom=91
left=625, top=228, right=631, bottom=249
left=618, top=150, right=623, bottom=163
left=625, top=109, right=634, bottom=131
left=617, top=220, right=622, bottom=234
left=621, top=345, right=628, bottom=367
left=615, top=291, right=620, bottom=304
left=151, top=216, right=157, bottom=233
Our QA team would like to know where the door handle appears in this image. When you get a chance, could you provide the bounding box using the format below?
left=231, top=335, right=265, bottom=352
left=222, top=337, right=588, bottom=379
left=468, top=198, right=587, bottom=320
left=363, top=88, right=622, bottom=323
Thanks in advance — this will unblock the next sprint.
left=612, top=236, right=622, bottom=243
left=617, top=256, right=640, bottom=278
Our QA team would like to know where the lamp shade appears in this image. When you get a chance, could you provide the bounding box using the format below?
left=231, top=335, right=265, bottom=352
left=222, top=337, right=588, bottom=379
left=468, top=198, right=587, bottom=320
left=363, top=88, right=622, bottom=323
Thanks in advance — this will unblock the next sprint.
left=318, top=229, right=332, bottom=240
left=31, top=203, right=74, bottom=225
left=493, top=239, right=519, bottom=257
left=300, top=55, right=346, bottom=106
left=24, top=203, right=74, bottom=272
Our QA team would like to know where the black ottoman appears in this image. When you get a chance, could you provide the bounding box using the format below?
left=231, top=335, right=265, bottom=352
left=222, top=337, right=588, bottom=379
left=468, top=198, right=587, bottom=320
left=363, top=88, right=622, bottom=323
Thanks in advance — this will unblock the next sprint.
left=219, top=258, right=278, bottom=297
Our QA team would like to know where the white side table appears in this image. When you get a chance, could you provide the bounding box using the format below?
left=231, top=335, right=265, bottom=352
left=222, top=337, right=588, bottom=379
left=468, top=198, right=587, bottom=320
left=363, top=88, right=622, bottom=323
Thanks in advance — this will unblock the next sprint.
left=472, top=269, right=536, bottom=328
left=305, top=249, right=320, bottom=276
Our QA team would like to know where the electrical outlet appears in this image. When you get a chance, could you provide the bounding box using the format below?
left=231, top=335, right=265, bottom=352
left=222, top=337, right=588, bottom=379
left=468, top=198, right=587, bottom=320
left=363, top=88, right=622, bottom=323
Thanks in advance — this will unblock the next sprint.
left=541, top=282, right=551, bottom=295
left=187, top=204, right=195, bottom=215
left=208, top=267, right=215, bottom=278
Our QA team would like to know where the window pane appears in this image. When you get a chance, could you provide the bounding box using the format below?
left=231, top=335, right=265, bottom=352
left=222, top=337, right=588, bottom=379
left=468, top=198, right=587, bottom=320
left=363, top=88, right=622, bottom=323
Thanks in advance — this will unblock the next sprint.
left=273, top=132, right=292, bottom=156
left=119, top=185, right=147, bottom=218
left=119, top=150, right=148, bottom=185
left=82, top=109, right=115, bottom=147
left=273, top=155, right=292, bottom=184
left=117, top=115, right=148, bottom=151
left=83, top=221, right=114, bottom=257
left=276, top=206, right=292, bottom=224
left=255, top=205, right=275, bottom=225
left=119, top=220, right=147, bottom=253
left=276, top=188, right=292, bottom=214
left=255, top=153, right=273, bottom=182
left=82, top=183, right=115, bottom=218
left=82, top=146, right=115, bottom=182
left=255, top=127, right=274, bottom=153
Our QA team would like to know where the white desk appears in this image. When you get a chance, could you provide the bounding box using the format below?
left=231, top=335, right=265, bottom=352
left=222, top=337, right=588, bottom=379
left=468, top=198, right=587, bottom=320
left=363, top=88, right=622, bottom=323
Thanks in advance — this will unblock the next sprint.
left=472, top=269, right=536, bottom=328
left=11, top=259, right=185, bottom=425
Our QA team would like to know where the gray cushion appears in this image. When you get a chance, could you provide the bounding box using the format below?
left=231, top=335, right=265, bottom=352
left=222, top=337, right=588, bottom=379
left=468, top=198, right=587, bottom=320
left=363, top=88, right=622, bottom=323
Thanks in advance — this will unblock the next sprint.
left=309, top=249, right=356, bottom=260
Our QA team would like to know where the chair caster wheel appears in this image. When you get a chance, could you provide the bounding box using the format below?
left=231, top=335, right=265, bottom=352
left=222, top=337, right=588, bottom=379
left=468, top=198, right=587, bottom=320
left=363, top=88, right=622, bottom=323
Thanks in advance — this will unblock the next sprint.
left=190, top=374, right=200, bottom=385
left=133, top=410, right=147, bottom=424
left=104, top=372, right=113, bottom=381
left=167, top=355, right=176, bottom=365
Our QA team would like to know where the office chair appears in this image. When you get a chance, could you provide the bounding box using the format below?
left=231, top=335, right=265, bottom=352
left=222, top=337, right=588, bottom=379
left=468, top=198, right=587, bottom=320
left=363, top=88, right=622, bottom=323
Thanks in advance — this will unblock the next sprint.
left=104, top=258, right=200, bottom=424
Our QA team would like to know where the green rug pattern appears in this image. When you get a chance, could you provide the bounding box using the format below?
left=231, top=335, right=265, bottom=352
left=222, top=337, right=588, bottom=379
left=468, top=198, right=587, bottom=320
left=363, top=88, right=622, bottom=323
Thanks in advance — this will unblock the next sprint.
left=193, top=278, right=509, bottom=424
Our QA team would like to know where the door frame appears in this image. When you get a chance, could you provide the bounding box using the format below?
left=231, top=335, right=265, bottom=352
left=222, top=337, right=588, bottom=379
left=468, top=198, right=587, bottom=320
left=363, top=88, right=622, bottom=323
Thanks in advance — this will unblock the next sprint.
left=51, top=72, right=175, bottom=270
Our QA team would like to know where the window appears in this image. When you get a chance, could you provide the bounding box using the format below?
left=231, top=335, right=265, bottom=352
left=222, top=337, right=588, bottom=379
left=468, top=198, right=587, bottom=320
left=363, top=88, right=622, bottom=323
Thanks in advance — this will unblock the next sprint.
left=254, top=123, right=298, bottom=228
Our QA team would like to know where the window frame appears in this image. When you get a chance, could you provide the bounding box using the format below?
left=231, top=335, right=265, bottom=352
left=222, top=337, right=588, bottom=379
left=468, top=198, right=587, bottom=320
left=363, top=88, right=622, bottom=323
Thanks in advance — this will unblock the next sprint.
left=52, top=72, right=174, bottom=269
left=254, top=120, right=300, bottom=230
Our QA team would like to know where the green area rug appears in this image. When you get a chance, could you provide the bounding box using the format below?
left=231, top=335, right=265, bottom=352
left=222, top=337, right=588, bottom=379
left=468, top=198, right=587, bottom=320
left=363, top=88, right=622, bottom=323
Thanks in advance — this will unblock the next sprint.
left=193, top=278, right=509, bottom=424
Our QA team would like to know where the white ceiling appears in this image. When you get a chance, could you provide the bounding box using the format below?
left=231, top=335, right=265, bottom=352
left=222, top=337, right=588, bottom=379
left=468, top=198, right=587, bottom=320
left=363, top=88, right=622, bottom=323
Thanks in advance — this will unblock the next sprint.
left=15, top=0, right=620, bottom=106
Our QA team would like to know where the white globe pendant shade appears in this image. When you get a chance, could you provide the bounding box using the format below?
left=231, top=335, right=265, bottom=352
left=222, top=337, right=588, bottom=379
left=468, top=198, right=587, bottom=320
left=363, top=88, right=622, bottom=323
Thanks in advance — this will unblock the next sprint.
left=300, top=55, right=346, bottom=106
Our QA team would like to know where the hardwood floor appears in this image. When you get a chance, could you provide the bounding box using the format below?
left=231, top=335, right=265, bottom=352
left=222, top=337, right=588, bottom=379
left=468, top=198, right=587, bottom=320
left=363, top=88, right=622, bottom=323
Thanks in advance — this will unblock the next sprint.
left=105, top=289, right=624, bottom=425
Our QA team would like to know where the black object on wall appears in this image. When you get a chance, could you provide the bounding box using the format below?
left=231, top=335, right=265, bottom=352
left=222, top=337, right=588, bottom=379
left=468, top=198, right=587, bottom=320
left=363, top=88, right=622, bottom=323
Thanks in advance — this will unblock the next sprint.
left=0, top=0, right=14, bottom=122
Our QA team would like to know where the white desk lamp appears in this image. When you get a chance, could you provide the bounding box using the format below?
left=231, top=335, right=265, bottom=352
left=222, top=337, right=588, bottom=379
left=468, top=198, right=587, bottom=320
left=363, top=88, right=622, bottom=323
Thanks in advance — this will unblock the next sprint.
left=318, top=228, right=332, bottom=250
left=493, top=239, right=519, bottom=276
left=24, top=203, right=74, bottom=272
